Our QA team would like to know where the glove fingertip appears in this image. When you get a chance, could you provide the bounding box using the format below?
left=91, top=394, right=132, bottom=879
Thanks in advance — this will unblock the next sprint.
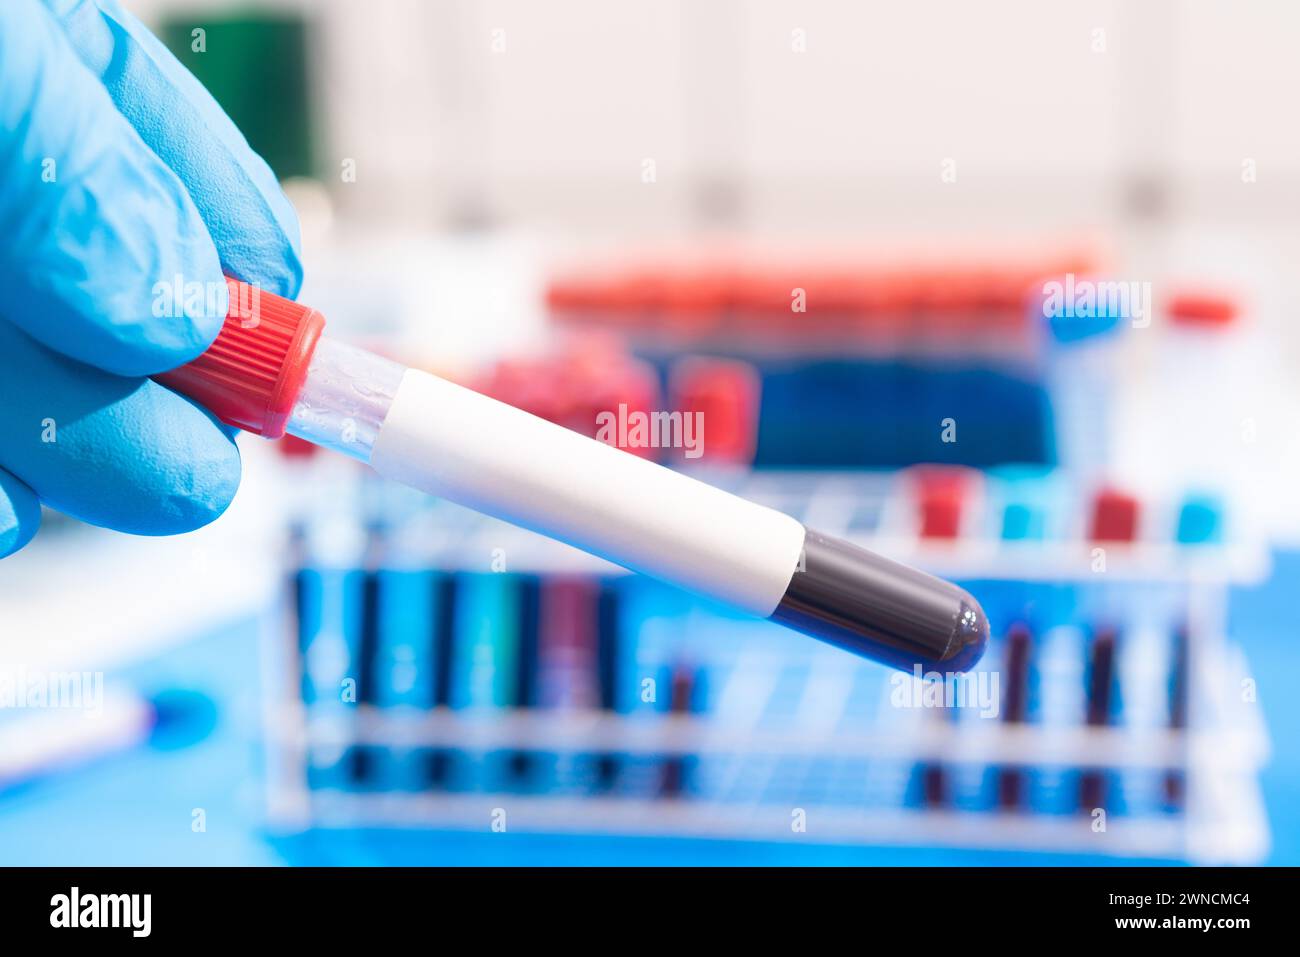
left=150, top=414, right=243, bottom=536
left=0, top=0, right=232, bottom=379
left=97, top=232, right=230, bottom=378
left=223, top=225, right=304, bottom=302
left=152, top=241, right=230, bottom=363
left=59, top=0, right=307, bottom=303
left=0, top=326, right=243, bottom=540
left=0, top=469, right=42, bottom=559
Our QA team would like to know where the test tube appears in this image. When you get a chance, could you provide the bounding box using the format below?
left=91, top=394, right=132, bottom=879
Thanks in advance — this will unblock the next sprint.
left=1079, top=627, right=1118, bottom=812
left=157, top=279, right=989, bottom=673
left=997, top=623, right=1033, bottom=810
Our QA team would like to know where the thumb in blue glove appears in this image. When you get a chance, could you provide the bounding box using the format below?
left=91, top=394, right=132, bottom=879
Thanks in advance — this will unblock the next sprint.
left=0, top=0, right=303, bottom=557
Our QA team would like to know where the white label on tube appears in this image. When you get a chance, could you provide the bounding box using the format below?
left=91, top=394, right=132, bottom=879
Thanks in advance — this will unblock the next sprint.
left=369, top=370, right=806, bottom=617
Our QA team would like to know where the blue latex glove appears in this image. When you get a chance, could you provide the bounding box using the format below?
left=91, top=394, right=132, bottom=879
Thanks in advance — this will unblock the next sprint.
left=0, top=0, right=302, bottom=557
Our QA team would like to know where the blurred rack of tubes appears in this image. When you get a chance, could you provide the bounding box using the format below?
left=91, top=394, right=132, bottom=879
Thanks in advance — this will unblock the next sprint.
left=262, top=461, right=1269, bottom=863
left=256, top=245, right=1266, bottom=863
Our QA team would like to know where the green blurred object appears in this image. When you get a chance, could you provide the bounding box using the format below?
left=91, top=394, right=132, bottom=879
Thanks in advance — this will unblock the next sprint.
left=161, top=14, right=314, bottom=180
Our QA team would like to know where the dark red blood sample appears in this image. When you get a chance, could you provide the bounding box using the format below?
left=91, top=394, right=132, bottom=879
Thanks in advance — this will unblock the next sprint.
left=538, top=577, right=599, bottom=711
left=997, top=624, right=1033, bottom=810
left=659, top=663, right=697, bottom=799
left=1080, top=628, right=1117, bottom=811
left=922, top=764, right=947, bottom=808
left=997, top=769, right=1024, bottom=810
left=1164, top=627, right=1189, bottom=807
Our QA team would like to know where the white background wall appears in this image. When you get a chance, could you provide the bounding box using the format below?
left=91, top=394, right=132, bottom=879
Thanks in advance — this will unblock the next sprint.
left=129, top=0, right=1300, bottom=533
left=128, top=1, right=1300, bottom=236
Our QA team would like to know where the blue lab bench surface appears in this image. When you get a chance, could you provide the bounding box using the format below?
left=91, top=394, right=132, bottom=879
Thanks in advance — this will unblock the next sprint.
left=3, top=551, right=1298, bottom=867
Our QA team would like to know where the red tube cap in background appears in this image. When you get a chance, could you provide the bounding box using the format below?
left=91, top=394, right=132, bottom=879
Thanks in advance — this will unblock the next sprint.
left=155, top=277, right=326, bottom=439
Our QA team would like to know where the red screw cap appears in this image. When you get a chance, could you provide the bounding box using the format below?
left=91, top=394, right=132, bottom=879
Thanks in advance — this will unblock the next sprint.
left=1167, top=291, right=1239, bottom=328
left=913, top=466, right=976, bottom=540
left=155, top=278, right=326, bottom=439
left=668, top=356, right=761, bottom=465
left=1089, top=488, right=1140, bottom=543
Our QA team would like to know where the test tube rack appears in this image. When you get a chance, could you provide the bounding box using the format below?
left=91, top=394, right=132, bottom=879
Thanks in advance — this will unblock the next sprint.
left=262, top=468, right=1270, bottom=863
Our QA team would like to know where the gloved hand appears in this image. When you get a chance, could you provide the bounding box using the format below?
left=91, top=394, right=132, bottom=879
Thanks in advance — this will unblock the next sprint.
left=0, top=0, right=302, bottom=557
